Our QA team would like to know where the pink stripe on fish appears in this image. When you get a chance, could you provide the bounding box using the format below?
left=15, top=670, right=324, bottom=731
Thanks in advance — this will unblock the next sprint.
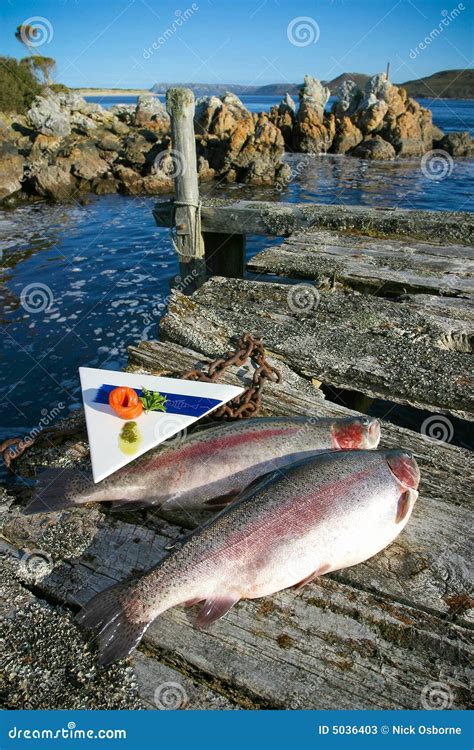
left=131, top=426, right=300, bottom=473
left=203, top=467, right=376, bottom=565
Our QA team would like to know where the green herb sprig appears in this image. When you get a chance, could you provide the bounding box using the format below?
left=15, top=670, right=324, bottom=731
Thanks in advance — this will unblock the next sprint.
left=139, top=386, right=168, bottom=414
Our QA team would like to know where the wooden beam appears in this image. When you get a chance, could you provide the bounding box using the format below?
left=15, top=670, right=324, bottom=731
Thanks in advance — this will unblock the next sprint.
left=165, top=88, right=206, bottom=290
left=153, top=198, right=474, bottom=245
left=247, top=230, right=474, bottom=298
left=159, top=278, right=474, bottom=420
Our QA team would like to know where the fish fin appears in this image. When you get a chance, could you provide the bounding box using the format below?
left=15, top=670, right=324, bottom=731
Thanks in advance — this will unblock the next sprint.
left=24, top=468, right=92, bottom=515
left=76, top=583, right=151, bottom=666
left=203, top=491, right=240, bottom=509
left=195, top=595, right=240, bottom=629
left=225, top=469, right=283, bottom=508
left=293, top=563, right=331, bottom=590
left=184, top=598, right=203, bottom=608
left=396, top=489, right=418, bottom=523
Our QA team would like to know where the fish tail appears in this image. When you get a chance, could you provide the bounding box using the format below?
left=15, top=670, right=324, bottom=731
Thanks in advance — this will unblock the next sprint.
left=76, top=579, right=154, bottom=666
left=24, top=467, right=93, bottom=515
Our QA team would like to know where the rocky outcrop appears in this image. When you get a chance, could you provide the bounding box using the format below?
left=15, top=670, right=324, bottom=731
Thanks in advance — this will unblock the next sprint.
left=272, top=72, right=454, bottom=161
left=331, top=116, right=363, bottom=154
left=1, top=91, right=288, bottom=202
left=27, top=94, right=71, bottom=137
left=194, top=92, right=285, bottom=183
left=334, top=73, right=434, bottom=157
left=349, top=135, right=396, bottom=161
left=269, top=94, right=295, bottom=150
left=434, top=131, right=473, bottom=157
left=133, top=94, right=169, bottom=137
left=30, top=160, right=76, bottom=200
left=292, top=76, right=333, bottom=153
left=0, top=141, right=24, bottom=200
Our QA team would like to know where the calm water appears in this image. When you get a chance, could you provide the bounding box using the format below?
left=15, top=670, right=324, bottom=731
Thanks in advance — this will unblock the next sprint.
left=1, top=98, right=473, bottom=452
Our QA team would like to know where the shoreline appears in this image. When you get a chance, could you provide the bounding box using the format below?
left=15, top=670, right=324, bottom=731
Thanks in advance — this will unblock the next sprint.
left=71, top=87, right=473, bottom=101
left=73, top=88, right=155, bottom=96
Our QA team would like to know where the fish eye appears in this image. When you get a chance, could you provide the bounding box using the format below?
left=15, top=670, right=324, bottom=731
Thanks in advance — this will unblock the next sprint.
left=360, top=416, right=370, bottom=426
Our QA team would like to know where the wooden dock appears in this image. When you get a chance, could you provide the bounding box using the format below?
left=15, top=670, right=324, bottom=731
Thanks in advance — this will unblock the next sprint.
left=1, top=88, right=473, bottom=711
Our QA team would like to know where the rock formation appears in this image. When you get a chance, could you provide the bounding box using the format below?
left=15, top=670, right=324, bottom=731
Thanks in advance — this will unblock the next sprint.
left=269, top=94, right=296, bottom=150
left=292, top=75, right=334, bottom=153
left=271, top=72, right=471, bottom=161
left=0, top=90, right=286, bottom=203
left=194, top=92, right=285, bottom=184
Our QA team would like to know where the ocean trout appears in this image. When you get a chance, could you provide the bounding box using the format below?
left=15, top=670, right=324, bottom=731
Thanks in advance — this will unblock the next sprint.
left=24, top=415, right=380, bottom=515
left=76, top=448, right=419, bottom=665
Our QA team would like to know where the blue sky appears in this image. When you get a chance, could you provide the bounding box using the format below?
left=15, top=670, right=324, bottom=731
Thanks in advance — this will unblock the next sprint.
left=1, top=0, right=472, bottom=87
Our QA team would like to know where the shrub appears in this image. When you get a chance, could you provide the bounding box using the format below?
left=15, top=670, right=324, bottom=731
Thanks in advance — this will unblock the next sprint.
left=49, top=82, right=69, bottom=94
left=0, top=56, right=42, bottom=113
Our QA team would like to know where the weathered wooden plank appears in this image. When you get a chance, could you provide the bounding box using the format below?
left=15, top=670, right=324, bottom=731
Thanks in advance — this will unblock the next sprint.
left=400, top=293, right=474, bottom=324
left=159, top=278, right=474, bottom=420
left=2, top=339, right=472, bottom=709
left=132, top=653, right=239, bottom=710
left=0, top=536, right=239, bottom=710
left=127, top=340, right=473, bottom=509
left=247, top=231, right=474, bottom=297
left=153, top=198, right=474, bottom=245
left=1, top=503, right=471, bottom=710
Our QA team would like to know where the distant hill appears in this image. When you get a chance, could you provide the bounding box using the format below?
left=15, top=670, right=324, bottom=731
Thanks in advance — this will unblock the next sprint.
left=151, top=70, right=473, bottom=101
left=151, top=73, right=369, bottom=98
left=324, top=73, right=371, bottom=93
left=151, top=83, right=254, bottom=96
left=400, top=69, right=473, bottom=99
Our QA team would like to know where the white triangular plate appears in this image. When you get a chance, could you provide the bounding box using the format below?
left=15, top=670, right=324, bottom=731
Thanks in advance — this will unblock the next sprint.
left=79, top=367, right=244, bottom=483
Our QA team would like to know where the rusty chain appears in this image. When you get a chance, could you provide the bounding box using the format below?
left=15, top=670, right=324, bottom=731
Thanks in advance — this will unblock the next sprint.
left=0, top=427, right=85, bottom=473
left=180, top=332, right=281, bottom=419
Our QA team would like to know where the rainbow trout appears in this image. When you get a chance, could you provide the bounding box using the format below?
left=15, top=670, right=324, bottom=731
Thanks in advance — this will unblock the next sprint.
left=76, top=448, right=419, bottom=665
left=24, top=415, right=380, bottom=515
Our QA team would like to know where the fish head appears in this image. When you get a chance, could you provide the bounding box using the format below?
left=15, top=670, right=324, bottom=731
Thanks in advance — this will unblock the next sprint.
left=331, top=416, right=381, bottom=450
left=386, top=450, right=420, bottom=491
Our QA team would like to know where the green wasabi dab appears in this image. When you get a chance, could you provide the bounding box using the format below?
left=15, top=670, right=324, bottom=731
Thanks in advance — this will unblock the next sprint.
left=119, top=421, right=143, bottom=455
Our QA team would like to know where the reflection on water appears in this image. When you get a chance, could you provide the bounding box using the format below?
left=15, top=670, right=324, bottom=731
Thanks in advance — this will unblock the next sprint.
left=1, top=150, right=473, bottom=446
left=279, top=154, right=474, bottom=213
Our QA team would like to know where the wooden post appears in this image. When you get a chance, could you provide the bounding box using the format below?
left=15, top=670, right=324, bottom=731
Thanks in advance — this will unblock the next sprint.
left=166, top=88, right=206, bottom=292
